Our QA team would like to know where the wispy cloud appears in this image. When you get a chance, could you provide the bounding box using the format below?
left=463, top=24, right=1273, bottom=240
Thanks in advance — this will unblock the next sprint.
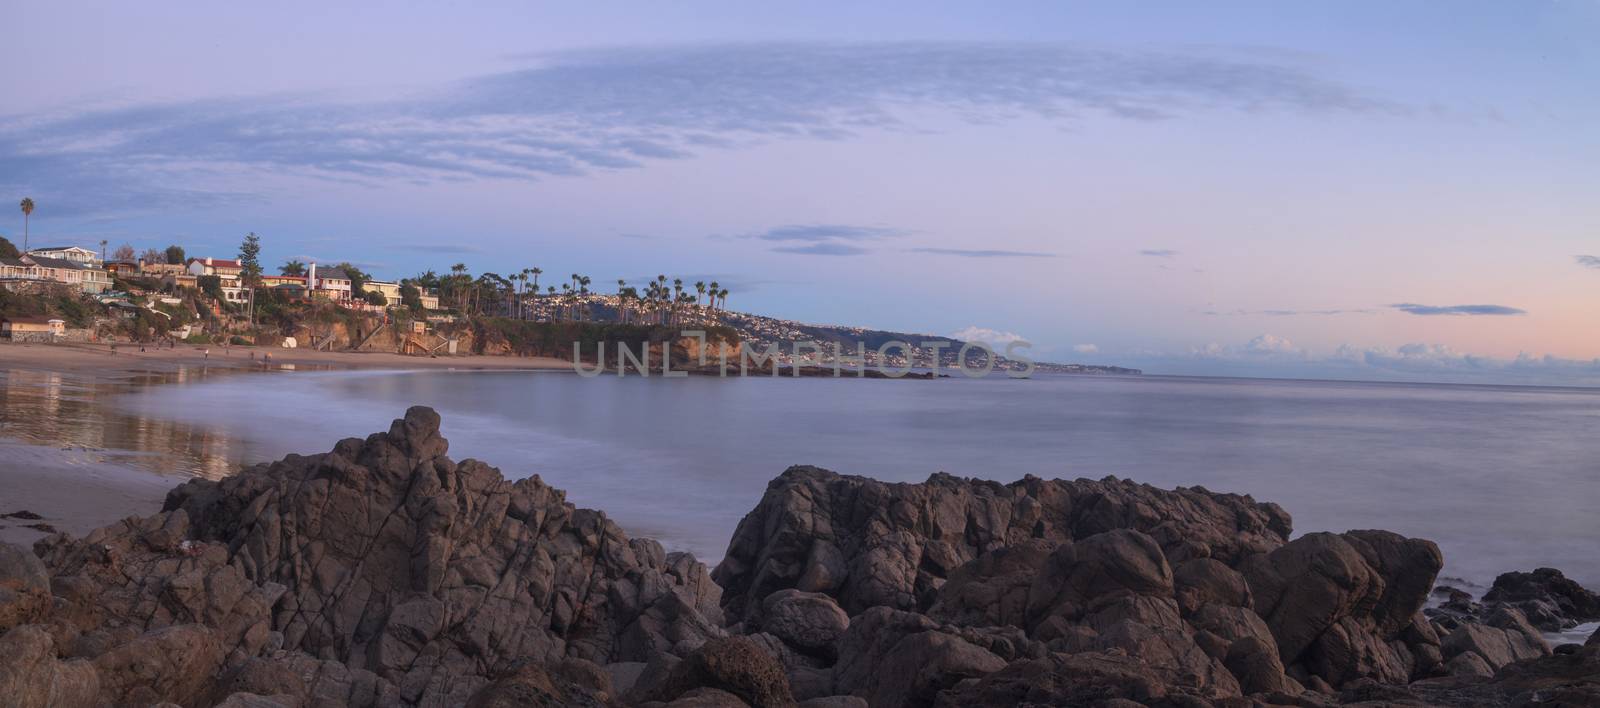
left=908, top=247, right=1056, bottom=258
left=772, top=242, right=870, bottom=256
left=750, top=224, right=903, bottom=242
left=1389, top=303, right=1526, bottom=316
left=1576, top=255, right=1600, bottom=269
left=1139, top=249, right=1179, bottom=257
left=1203, top=308, right=1375, bottom=316
left=0, top=41, right=1395, bottom=219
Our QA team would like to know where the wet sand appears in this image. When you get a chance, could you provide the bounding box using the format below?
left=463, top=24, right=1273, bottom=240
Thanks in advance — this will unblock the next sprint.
left=0, top=340, right=574, bottom=375
left=0, top=341, right=573, bottom=548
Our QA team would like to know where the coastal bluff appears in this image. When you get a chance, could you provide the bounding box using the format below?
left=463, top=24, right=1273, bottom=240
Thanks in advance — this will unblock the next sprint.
left=0, top=408, right=1594, bottom=707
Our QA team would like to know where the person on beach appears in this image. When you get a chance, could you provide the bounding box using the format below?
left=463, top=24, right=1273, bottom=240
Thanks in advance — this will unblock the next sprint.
left=204, top=348, right=210, bottom=360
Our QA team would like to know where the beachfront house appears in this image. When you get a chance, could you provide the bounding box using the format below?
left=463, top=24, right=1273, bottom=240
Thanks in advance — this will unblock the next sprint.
left=27, top=245, right=100, bottom=265
left=307, top=264, right=353, bottom=302
left=187, top=257, right=249, bottom=304
left=1, top=316, right=66, bottom=342
left=419, top=292, right=441, bottom=310
left=1, top=253, right=112, bottom=294
left=363, top=280, right=402, bottom=305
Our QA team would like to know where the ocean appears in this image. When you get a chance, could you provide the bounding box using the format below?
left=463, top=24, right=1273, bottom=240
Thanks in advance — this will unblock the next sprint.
left=6, top=367, right=1599, bottom=588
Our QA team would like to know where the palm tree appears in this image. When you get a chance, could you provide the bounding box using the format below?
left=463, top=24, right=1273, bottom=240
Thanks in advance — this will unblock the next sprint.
left=695, top=281, right=706, bottom=320
left=719, top=287, right=729, bottom=310
left=708, top=281, right=720, bottom=312
left=19, top=198, right=34, bottom=251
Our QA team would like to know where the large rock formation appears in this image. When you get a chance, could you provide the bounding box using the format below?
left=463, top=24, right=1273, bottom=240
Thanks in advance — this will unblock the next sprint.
left=0, top=408, right=1596, bottom=707
left=8, top=407, right=725, bottom=707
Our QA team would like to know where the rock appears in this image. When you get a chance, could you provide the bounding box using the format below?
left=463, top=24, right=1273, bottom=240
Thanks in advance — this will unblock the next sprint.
left=1483, top=567, right=1600, bottom=632
left=607, top=661, right=648, bottom=696
left=661, top=687, right=753, bottom=707
left=1445, top=650, right=1494, bottom=678
left=932, top=651, right=1208, bottom=707
left=465, top=661, right=608, bottom=707
left=1440, top=619, right=1549, bottom=670
left=1173, top=558, right=1252, bottom=616
left=91, top=624, right=226, bottom=707
left=28, top=407, right=724, bottom=707
left=860, top=630, right=1007, bottom=707
left=0, top=625, right=100, bottom=708
left=714, top=468, right=1291, bottom=625
left=759, top=590, right=849, bottom=655
left=646, top=636, right=795, bottom=708
left=0, top=543, right=51, bottom=632
left=1025, top=529, right=1174, bottom=632
left=1224, top=636, right=1292, bottom=695
left=927, top=539, right=1054, bottom=628
left=797, top=697, right=867, bottom=708
left=1240, top=529, right=1442, bottom=686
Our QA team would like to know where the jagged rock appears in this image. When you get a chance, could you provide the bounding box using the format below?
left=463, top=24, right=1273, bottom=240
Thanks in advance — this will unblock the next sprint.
left=25, top=407, right=723, bottom=707
left=714, top=467, right=1291, bottom=625
left=1483, top=567, right=1600, bottom=632
left=0, top=543, right=51, bottom=633
left=0, top=625, right=100, bottom=708
left=1440, top=618, right=1549, bottom=670
left=759, top=590, right=849, bottom=655
left=91, top=623, right=226, bottom=707
left=1240, top=530, right=1442, bottom=686
left=926, top=539, right=1055, bottom=628
left=645, top=636, right=795, bottom=708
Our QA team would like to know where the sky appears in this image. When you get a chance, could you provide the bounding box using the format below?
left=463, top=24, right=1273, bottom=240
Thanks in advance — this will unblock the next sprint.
left=3, top=1, right=1598, bottom=384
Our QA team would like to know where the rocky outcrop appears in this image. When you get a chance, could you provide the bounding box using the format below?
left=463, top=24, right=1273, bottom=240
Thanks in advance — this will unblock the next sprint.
left=1482, top=567, right=1600, bottom=632
left=0, top=408, right=1595, bottom=706
left=713, top=466, right=1292, bottom=627
left=9, top=407, right=726, bottom=707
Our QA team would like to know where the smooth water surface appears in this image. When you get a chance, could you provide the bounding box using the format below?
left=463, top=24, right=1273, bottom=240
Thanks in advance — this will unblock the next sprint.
left=7, top=368, right=1599, bottom=586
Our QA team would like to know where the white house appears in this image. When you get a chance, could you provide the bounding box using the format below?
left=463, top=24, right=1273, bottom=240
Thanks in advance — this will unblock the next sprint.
left=27, top=245, right=100, bottom=265
left=363, top=280, right=402, bottom=305
left=307, top=264, right=352, bottom=301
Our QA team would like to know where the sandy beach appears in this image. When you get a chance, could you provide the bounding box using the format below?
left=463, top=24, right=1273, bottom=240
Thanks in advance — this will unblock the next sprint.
left=0, top=341, right=574, bottom=548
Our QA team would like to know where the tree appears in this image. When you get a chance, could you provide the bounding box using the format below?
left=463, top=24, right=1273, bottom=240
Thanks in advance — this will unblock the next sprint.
left=19, top=198, right=33, bottom=251
left=401, top=282, right=423, bottom=312
left=238, top=232, right=262, bottom=324
left=362, top=290, right=387, bottom=306
left=280, top=260, right=306, bottom=276
left=113, top=243, right=137, bottom=262
left=139, top=247, right=164, bottom=265
left=165, top=245, right=186, bottom=265
left=0, top=235, right=18, bottom=259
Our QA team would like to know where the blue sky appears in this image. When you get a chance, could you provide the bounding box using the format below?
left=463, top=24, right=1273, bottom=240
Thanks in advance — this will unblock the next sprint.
left=3, top=1, right=1598, bottom=384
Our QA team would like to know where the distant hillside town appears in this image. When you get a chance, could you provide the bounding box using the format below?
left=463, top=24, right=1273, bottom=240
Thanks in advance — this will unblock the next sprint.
left=0, top=202, right=1135, bottom=374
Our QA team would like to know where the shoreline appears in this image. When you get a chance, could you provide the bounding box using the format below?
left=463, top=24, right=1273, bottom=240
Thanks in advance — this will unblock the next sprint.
left=0, top=342, right=571, bottom=548
left=0, top=340, right=576, bottom=376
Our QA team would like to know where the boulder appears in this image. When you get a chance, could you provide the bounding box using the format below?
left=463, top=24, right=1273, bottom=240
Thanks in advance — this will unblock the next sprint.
left=645, top=636, right=795, bottom=708
left=1241, top=530, right=1442, bottom=685
left=0, top=625, right=100, bottom=708
left=759, top=590, right=849, bottom=655
left=926, top=539, right=1054, bottom=628
left=1483, top=567, right=1600, bottom=632
left=859, top=630, right=1006, bottom=707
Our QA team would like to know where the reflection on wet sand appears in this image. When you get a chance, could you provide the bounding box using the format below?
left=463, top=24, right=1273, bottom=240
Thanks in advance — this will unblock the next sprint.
left=0, top=366, right=315, bottom=481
